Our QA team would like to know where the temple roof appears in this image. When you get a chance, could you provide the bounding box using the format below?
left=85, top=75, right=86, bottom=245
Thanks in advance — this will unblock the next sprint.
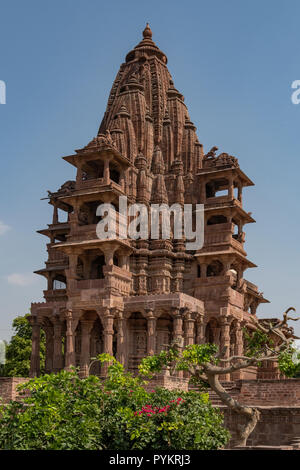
left=98, top=24, right=201, bottom=173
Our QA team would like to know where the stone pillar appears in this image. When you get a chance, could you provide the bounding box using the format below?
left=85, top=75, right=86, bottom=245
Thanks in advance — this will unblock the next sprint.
left=172, top=308, right=184, bottom=379
left=102, top=311, right=115, bottom=376
left=103, top=158, right=110, bottom=184
left=29, top=316, right=41, bottom=377
left=53, top=319, right=63, bottom=372
left=196, top=313, right=205, bottom=344
left=183, top=311, right=195, bottom=378
left=200, top=180, right=206, bottom=203
left=65, top=310, right=78, bottom=370
left=228, top=174, right=234, bottom=200
left=119, top=170, right=125, bottom=190
left=68, top=253, right=78, bottom=280
left=116, top=312, right=126, bottom=365
left=146, top=310, right=156, bottom=356
left=238, top=183, right=243, bottom=203
left=184, top=311, right=195, bottom=346
left=219, top=313, right=231, bottom=381
left=76, top=162, right=83, bottom=184
left=200, top=263, right=207, bottom=278
left=231, top=322, right=244, bottom=380
left=80, top=320, right=94, bottom=377
left=52, top=204, right=58, bottom=224
left=44, top=325, right=54, bottom=373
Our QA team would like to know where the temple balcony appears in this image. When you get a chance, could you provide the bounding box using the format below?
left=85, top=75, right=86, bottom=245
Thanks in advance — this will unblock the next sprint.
left=205, top=195, right=242, bottom=208
left=75, top=176, right=124, bottom=194
left=46, top=243, right=69, bottom=266
left=203, top=222, right=245, bottom=254
left=43, top=288, right=68, bottom=302
left=69, top=212, right=128, bottom=243
left=73, top=265, right=132, bottom=297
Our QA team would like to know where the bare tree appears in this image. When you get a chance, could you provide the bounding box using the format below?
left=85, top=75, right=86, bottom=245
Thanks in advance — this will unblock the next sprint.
left=139, top=308, right=299, bottom=447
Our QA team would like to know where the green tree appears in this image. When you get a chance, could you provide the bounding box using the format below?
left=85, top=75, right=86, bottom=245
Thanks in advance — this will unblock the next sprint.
left=0, top=356, right=229, bottom=450
left=0, top=314, right=45, bottom=377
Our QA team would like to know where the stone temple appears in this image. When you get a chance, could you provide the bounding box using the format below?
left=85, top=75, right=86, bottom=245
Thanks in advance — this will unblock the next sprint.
left=30, top=24, right=273, bottom=383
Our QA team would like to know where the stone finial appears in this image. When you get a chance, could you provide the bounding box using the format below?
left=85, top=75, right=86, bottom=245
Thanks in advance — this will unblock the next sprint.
left=143, top=23, right=152, bottom=40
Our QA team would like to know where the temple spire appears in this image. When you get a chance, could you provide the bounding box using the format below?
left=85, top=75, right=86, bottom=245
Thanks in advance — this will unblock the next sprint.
left=143, top=23, right=152, bottom=40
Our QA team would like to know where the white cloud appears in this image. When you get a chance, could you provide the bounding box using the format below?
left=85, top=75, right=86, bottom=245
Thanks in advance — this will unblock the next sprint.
left=6, top=273, right=37, bottom=287
left=0, top=221, right=11, bottom=236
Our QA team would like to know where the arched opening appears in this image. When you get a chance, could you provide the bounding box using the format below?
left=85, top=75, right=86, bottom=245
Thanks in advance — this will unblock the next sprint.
left=53, top=274, right=66, bottom=290
left=206, top=178, right=229, bottom=198
left=205, top=319, right=218, bottom=344
left=110, top=162, right=120, bottom=184
left=207, top=260, right=223, bottom=277
left=89, top=317, right=104, bottom=375
left=207, top=215, right=227, bottom=225
left=90, top=255, right=105, bottom=279
left=128, top=312, right=147, bottom=372
left=82, top=160, right=104, bottom=181
left=156, top=313, right=173, bottom=353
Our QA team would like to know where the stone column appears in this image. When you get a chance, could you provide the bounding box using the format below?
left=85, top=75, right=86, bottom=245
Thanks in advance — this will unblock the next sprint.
left=172, top=308, right=184, bottom=379
left=68, top=253, right=78, bottom=280
left=184, top=311, right=195, bottom=346
left=65, top=310, right=78, bottom=370
left=231, top=322, right=244, bottom=380
left=103, top=158, right=110, bottom=184
left=228, top=174, right=234, bottom=200
left=200, top=179, right=206, bottom=203
left=183, top=311, right=195, bottom=378
left=146, top=310, right=156, bottom=356
left=52, top=204, right=58, bottom=224
left=29, top=316, right=41, bottom=377
left=102, top=311, right=115, bottom=376
left=53, top=319, right=63, bottom=372
left=200, top=263, right=207, bottom=278
left=80, top=320, right=94, bottom=377
left=119, top=170, right=125, bottom=190
left=43, top=325, right=54, bottom=373
left=116, top=312, right=126, bottom=365
left=76, top=162, right=83, bottom=184
left=196, top=313, right=205, bottom=344
left=219, top=314, right=231, bottom=381
left=237, top=183, right=243, bottom=203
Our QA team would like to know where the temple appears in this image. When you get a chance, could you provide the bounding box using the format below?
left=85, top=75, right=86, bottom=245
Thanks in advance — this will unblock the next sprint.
left=30, top=24, right=273, bottom=383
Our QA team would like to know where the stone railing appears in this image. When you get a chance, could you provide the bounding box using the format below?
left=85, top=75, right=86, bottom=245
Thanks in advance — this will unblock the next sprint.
left=76, top=279, right=106, bottom=290
left=47, top=244, right=69, bottom=264
left=43, top=289, right=68, bottom=302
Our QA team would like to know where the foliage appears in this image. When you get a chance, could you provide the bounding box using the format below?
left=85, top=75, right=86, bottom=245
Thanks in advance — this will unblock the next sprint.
left=0, top=314, right=45, bottom=377
left=0, top=355, right=229, bottom=450
left=278, top=346, right=300, bottom=377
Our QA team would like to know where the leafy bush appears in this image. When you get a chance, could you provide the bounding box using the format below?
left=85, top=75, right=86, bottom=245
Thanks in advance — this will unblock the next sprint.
left=0, top=356, right=229, bottom=450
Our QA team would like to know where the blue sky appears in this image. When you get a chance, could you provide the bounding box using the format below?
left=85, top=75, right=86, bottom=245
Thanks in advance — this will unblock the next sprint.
left=0, top=0, right=299, bottom=340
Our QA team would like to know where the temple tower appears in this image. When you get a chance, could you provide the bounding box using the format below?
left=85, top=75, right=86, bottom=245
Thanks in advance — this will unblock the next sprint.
left=31, top=25, right=268, bottom=383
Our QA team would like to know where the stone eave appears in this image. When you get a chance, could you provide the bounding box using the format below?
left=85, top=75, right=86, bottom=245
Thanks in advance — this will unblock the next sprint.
left=197, top=166, right=254, bottom=187
left=194, top=250, right=257, bottom=268
left=204, top=203, right=256, bottom=224
left=63, top=145, right=131, bottom=169
left=52, top=238, right=133, bottom=253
